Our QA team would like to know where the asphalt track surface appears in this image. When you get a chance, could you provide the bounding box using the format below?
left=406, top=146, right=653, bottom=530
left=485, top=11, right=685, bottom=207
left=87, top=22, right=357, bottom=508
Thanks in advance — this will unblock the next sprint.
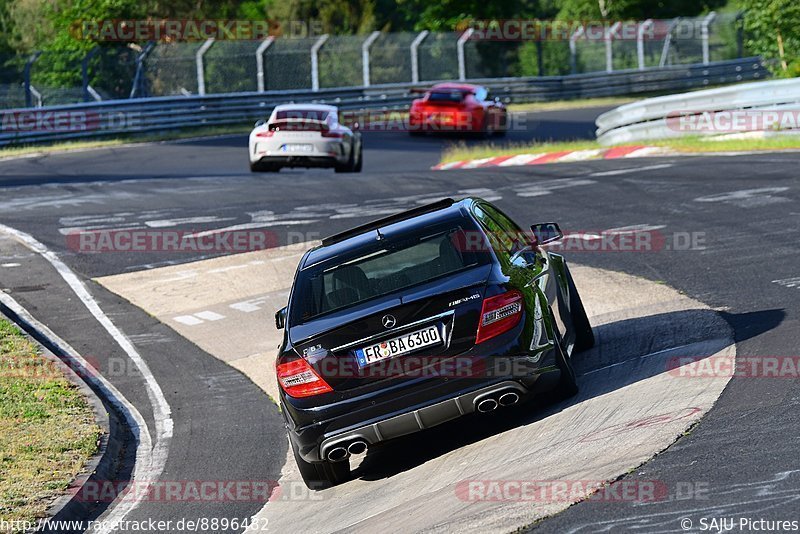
left=0, top=106, right=798, bottom=532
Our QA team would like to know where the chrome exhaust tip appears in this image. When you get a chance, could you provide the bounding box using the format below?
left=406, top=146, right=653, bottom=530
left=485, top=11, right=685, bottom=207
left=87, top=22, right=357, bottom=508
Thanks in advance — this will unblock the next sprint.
left=327, top=446, right=350, bottom=462
left=476, top=398, right=499, bottom=413
left=498, top=391, right=520, bottom=406
left=347, top=441, right=368, bottom=455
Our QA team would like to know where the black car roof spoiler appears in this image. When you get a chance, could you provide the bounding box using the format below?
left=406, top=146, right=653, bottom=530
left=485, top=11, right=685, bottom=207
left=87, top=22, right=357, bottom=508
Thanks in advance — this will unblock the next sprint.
left=321, top=198, right=456, bottom=247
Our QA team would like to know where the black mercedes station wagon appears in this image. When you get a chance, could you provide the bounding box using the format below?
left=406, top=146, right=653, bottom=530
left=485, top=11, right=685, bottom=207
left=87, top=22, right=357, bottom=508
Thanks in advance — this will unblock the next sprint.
left=273, top=197, right=594, bottom=488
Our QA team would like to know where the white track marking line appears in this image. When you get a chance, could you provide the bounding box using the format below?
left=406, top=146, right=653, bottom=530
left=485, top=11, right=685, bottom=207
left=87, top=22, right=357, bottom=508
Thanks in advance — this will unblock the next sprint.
left=0, top=290, right=154, bottom=534
left=145, top=216, right=236, bottom=228
left=460, top=157, right=495, bottom=169
left=0, top=224, right=173, bottom=533
left=589, top=163, right=673, bottom=177
left=556, top=149, right=605, bottom=162
left=773, top=277, right=800, bottom=289
left=194, top=310, right=225, bottom=321
left=497, top=153, right=545, bottom=167
left=174, top=315, right=205, bottom=326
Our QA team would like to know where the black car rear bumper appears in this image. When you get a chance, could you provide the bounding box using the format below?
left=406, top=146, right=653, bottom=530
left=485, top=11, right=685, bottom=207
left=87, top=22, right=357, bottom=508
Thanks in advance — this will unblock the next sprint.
left=283, top=348, right=561, bottom=463
left=256, top=155, right=342, bottom=168
left=317, top=380, right=527, bottom=461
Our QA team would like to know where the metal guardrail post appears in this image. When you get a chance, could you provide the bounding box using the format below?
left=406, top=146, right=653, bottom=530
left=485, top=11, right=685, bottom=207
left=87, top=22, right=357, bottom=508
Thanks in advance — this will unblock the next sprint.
left=605, top=22, right=621, bottom=73
left=361, top=31, right=381, bottom=87
left=23, top=51, right=42, bottom=108
left=569, top=26, right=585, bottom=75
left=256, top=36, right=276, bottom=92
left=637, top=19, right=654, bottom=70
left=311, top=34, right=329, bottom=91
left=410, top=30, right=429, bottom=83
left=735, top=12, right=744, bottom=58
left=196, top=38, right=215, bottom=95
left=659, top=18, right=680, bottom=68
left=29, top=85, right=43, bottom=108
left=457, top=29, right=474, bottom=81
left=82, top=47, right=100, bottom=102
left=86, top=86, right=102, bottom=101
left=701, top=12, right=717, bottom=65
left=130, top=42, right=155, bottom=98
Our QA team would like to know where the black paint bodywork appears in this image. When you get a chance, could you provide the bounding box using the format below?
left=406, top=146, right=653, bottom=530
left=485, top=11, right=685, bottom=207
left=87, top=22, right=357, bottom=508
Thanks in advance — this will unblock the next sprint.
left=277, top=198, right=583, bottom=463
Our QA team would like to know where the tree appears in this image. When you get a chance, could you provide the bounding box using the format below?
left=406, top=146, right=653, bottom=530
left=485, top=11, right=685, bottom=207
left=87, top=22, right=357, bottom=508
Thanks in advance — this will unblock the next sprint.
left=742, top=0, right=800, bottom=76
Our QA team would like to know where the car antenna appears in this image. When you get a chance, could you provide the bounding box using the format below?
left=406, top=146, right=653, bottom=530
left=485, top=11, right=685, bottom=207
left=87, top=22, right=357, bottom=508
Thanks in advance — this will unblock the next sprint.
left=375, top=228, right=384, bottom=241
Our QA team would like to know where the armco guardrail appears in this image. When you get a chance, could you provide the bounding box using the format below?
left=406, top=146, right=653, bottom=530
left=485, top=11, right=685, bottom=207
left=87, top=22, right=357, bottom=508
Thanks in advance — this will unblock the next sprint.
left=595, top=73, right=800, bottom=145
left=1, top=57, right=765, bottom=148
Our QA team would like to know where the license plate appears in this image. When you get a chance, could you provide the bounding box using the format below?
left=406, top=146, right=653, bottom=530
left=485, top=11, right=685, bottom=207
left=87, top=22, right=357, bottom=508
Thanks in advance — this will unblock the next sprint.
left=281, top=144, right=313, bottom=153
left=355, top=326, right=442, bottom=368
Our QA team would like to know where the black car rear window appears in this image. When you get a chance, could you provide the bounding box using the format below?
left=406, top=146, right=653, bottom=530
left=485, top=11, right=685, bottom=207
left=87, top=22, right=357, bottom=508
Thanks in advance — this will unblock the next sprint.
left=427, top=91, right=468, bottom=103
left=291, top=218, right=491, bottom=323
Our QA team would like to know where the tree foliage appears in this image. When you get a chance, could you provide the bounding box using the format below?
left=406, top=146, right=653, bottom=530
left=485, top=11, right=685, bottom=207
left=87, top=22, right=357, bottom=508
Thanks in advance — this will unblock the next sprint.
left=742, top=0, right=800, bottom=76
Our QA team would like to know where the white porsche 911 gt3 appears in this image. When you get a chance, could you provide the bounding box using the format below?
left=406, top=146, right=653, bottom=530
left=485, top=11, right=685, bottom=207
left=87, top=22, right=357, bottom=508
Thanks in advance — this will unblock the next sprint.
left=248, top=104, right=362, bottom=173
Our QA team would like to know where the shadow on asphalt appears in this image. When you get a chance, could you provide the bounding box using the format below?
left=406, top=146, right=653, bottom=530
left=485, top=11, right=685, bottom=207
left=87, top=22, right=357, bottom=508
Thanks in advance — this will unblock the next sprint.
left=349, top=307, right=783, bottom=483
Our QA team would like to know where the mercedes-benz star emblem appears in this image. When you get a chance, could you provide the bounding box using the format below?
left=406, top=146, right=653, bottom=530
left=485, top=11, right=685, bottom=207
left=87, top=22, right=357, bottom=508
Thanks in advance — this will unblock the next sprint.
left=382, top=315, right=396, bottom=329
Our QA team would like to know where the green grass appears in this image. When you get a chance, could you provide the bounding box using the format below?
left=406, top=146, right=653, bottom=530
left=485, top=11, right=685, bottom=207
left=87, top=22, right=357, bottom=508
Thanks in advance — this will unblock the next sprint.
left=508, top=97, right=637, bottom=112
left=0, top=319, right=101, bottom=531
left=0, top=124, right=250, bottom=160
left=440, top=134, right=800, bottom=164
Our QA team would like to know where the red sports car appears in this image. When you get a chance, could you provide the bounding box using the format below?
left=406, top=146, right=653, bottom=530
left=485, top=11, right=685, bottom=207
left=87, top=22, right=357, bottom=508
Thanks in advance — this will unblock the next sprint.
left=408, top=83, right=507, bottom=136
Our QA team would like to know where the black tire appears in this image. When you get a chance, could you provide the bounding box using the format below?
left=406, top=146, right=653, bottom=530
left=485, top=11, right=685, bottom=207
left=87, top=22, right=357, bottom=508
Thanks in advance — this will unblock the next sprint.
left=565, top=266, right=595, bottom=352
left=554, top=333, right=579, bottom=399
left=291, top=437, right=351, bottom=490
left=353, top=145, right=363, bottom=173
left=250, top=161, right=280, bottom=173
left=334, top=144, right=357, bottom=173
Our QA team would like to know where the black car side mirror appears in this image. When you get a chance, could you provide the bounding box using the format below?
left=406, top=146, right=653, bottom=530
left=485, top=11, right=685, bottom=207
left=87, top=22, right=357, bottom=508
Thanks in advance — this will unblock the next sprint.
left=530, top=222, right=563, bottom=245
left=254, top=119, right=266, bottom=128
left=275, top=307, right=288, bottom=330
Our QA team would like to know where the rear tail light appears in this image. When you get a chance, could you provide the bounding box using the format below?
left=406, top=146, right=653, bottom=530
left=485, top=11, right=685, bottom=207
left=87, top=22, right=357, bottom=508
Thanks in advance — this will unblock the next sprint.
left=255, top=130, right=275, bottom=137
left=277, top=358, right=333, bottom=398
left=321, top=130, right=344, bottom=138
left=476, top=290, right=523, bottom=344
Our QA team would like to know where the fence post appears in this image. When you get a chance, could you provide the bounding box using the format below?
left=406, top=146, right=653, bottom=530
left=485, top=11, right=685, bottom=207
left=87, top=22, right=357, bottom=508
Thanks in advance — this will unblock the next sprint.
left=410, top=30, right=429, bottom=83
left=28, top=85, right=43, bottom=108
left=256, top=36, right=275, bottom=92
left=311, top=34, right=329, bottom=91
left=659, top=18, right=680, bottom=67
left=23, top=51, right=42, bottom=108
left=457, top=29, right=474, bottom=81
left=82, top=47, right=100, bottom=102
left=605, top=22, right=621, bottom=73
left=637, top=19, right=653, bottom=70
left=361, top=31, right=381, bottom=87
left=196, top=38, right=215, bottom=95
left=569, top=26, right=584, bottom=75
left=130, top=42, right=155, bottom=98
left=701, top=12, right=717, bottom=65
left=735, top=12, right=744, bottom=58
